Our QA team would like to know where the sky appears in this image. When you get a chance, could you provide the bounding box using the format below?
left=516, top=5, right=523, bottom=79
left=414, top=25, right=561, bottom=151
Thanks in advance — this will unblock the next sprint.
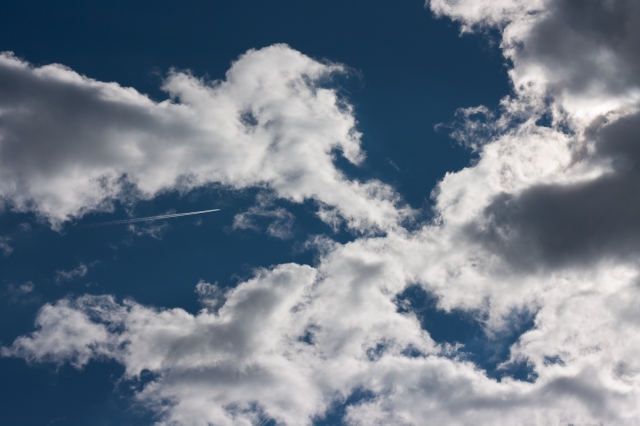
left=1, top=0, right=640, bottom=425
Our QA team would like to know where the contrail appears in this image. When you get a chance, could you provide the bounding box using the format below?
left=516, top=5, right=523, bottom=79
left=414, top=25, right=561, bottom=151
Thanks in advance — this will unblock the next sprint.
left=83, top=209, right=220, bottom=227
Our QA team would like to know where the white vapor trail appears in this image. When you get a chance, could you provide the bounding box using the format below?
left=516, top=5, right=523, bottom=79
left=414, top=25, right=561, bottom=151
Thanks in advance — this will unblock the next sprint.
left=83, top=209, right=221, bottom=227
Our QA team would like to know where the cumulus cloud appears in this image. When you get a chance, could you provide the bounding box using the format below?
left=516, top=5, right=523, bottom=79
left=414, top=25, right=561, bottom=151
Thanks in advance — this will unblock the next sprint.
left=2, top=263, right=436, bottom=425
left=430, top=0, right=640, bottom=122
left=6, top=2, right=640, bottom=424
left=426, top=0, right=640, bottom=274
left=0, top=46, right=408, bottom=231
left=6, top=244, right=640, bottom=425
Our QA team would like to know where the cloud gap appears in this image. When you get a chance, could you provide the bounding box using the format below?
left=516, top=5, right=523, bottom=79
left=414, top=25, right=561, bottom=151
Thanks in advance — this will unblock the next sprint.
left=396, top=285, right=537, bottom=382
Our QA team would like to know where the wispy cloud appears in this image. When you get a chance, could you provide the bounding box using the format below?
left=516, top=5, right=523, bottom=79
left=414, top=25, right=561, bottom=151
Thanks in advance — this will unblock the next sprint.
left=233, top=200, right=295, bottom=240
left=1, top=281, right=37, bottom=305
left=55, top=262, right=97, bottom=283
left=0, top=236, right=12, bottom=256
left=126, top=222, right=169, bottom=240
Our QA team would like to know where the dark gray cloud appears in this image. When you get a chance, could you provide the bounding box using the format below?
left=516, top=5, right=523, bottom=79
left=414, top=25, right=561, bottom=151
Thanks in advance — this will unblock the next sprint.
left=468, top=173, right=640, bottom=270
left=595, top=109, right=640, bottom=166
left=438, top=0, right=640, bottom=272
left=467, top=107, right=640, bottom=271
left=523, top=0, right=640, bottom=96
left=0, top=58, right=182, bottom=174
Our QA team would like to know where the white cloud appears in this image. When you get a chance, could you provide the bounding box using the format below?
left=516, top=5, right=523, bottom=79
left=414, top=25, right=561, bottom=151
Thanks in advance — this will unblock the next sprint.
left=1, top=296, right=117, bottom=368
left=0, top=236, right=12, bottom=256
left=1, top=281, right=36, bottom=305
left=233, top=195, right=296, bottom=239
left=7, top=249, right=640, bottom=424
left=429, top=0, right=544, bottom=32
left=429, top=0, right=640, bottom=124
left=55, top=262, right=92, bottom=283
left=0, top=46, right=408, bottom=232
left=18, top=282, right=34, bottom=293
left=194, top=280, right=228, bottom=313
left=6, top=2, right=640, bottom=424
left=126, top=222, right=170, bottom=240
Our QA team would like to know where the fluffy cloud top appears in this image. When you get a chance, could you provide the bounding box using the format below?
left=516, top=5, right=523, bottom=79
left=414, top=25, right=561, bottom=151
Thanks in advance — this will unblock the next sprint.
left=5, top=1, right=640, bottom=425
left=431, top=0, right=640, bottom=121
left=0, top=45, right=406, bottom=231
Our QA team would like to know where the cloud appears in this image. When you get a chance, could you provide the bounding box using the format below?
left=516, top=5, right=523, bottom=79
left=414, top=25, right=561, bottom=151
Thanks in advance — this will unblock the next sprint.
left=55, top=262, right=96, bottom=283
left=1, top=295, right=118, bottom=368
left=6, top=254, right=640, bottom=425
left=429, top=0, right=640, bottom=122
left=0, top=236, right=12, bottom=256
left=233, top=196, right=296, bottom=239
left=7, top=2, right=640, bottom=424
left=17, top=282, right=34, bottom=293
left=0, top=46, right=408, bottom=232
left=1, top=281, right=36, bottom=305
left=194, top=280, right=228, bottom=313
left=426, top=0, right=640, bottom=274
left=126, top=222, right=170, bottom=240
left=429, top=0, right=543, bottom=32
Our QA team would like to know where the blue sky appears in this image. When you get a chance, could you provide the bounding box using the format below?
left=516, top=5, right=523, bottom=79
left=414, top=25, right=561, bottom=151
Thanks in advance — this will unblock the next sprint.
left=2, top=1, right=640, bottom=425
